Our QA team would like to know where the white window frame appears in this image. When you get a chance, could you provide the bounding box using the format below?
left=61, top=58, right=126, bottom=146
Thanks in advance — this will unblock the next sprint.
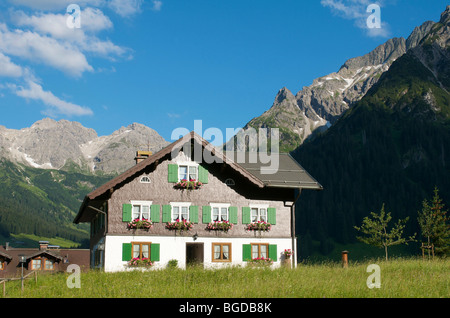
left=210, top=203, right=230, bottom=222
left=177, top=162, right=199, bottom=182
left=140, top=176, right=151, bottom=183
left=131, top=200, right=153, bottom=221
left=249, top=204, right=269, bottom=223
left=170, top=202, right=191, bottom=222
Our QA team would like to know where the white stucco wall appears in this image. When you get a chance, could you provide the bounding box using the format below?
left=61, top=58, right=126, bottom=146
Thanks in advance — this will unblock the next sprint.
left=104, top=234, right=295, bottom=272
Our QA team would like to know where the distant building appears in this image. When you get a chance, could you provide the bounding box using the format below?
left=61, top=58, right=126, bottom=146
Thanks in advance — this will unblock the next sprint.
left=74, top=132, right=322, bottom=271
left=0, top=241, right=89, bottom=278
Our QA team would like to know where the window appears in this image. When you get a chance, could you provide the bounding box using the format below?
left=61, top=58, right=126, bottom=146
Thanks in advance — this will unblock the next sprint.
left=140, top=176, right=151, bottom=183
left=225, top=178, right=235, bottom=186
left=45, top=259, right=54, bottom=270
left=212, top=243, right=232, bottom=262
left=171, top=202, right=191, bottom=221
left=211, top=204, right=230, bottom=222
left=31, top=258, right=41, bottom=270
left=131, top=201, right=152, bottom=220
left=132, top=242, right=151, bottom=259
left=250, top=206, right=268, bottom=222
left=178, top=164, right=198, bottom=181
left=0, top=260, right=4, bottom=270
left=251, top=243, right=269, bottom=259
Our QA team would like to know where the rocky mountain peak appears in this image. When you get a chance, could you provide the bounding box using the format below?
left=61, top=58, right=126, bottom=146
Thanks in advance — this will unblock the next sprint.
left=0, top=119, right=169, bottom=174
left=239, top=6, right=450, bottom=152
left=440, top=5, right=450, bottom=23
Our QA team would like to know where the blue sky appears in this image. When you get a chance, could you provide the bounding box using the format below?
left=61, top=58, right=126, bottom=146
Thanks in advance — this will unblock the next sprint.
left=0, top=0, right=447, bottom=143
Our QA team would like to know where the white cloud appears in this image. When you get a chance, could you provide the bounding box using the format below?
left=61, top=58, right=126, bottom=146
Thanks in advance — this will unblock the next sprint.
left=0, top=23, right=93, bottom=77
left=13, top=80, right=94, bottom=117
left=152, top=1, right=163, bottom=11
left=321, top=0, right=390, bottom=38
left=8, top=0, right=104, bottom=11
left=6, top=8, right=132, bottom=73
left=12, top=7, right=113, bottom=38
left=108, top=0, right=144, bottom=17
left=0, top=52, right=23, bottom=77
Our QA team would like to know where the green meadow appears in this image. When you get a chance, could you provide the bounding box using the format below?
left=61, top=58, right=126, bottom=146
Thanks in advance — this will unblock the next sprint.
left=2, top=257, right=448, bottom=298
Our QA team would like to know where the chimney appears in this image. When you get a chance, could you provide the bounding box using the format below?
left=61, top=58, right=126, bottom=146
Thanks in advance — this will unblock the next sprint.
left=39, top=241, right=49, bottom=250
left=135, top=150, right=152, bottom=164
left=5, top=242, right=9, bottom=250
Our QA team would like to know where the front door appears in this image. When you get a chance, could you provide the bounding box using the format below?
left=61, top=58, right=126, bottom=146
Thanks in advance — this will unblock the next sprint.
left=186, top=243, right=204, bottom=266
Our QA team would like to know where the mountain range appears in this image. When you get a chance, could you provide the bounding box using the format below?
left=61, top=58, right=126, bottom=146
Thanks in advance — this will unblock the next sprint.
left=291, top=6, right=450, bottom=259
left=241, top=18, right=438, bottom=152
left=0, top=6, right=449, bottom=257
left=0, top=118, right=169, bottom=175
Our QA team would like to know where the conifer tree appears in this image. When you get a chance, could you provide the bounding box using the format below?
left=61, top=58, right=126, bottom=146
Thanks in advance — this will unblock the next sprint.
left=418, top=187, right=450, bottom=256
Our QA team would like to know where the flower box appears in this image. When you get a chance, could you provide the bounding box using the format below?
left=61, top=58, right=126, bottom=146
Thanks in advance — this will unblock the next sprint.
left=246, top=221, right=272, bottom=232
left=248, top=257, right=273, bottom=267
left=206, top=220, right=233, bottom=232
left=128, top=257, right=153, bottom=267
left=166, top=219, right=194, bottom=232
left=174, top=179, right=203, bottom=190
left=128, top=218, right=153, bottom=230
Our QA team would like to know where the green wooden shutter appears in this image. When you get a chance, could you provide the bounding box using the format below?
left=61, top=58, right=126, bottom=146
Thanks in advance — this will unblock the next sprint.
left=122, top=204, right=132, bottom=222
left=229, top=206, right=238, bottom=224
left=242, top=244, right=251, bottom=261
left=198, top=165, right=208, bottom=183
left=150, top=204, right=160, bottom=223
left=190, top=206, right=199, bottom=223
left=202, top=206, right=211, bottom=223
left=150, top=243, right=160, bottom=262
left=168, top=164, right=178, bottom=183
left=242, top=207, right=251, bottom=224
left=267, top=208, right=276, bottom=225
left=162, top=205, right=172, bottom=222
left=268, top=244, right=277, bottom=262
left=122, top=243, right=132, bottom=261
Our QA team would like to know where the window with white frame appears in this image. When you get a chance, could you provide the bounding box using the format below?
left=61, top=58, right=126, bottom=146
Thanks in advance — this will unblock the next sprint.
left=178, top=164, right=198, bottom=181
left=250, top=205, right=268, bottom=222
left=140, top=176, right=151, bottom=183
left=211, top=203, right=230, bottom=222
left=170, top=202, right=191, bottom=221
left=131, top=201, right=152, bottom=220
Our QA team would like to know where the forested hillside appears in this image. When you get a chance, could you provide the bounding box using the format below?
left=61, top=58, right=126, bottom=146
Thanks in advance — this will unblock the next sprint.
left=0, top=159, right=112, bottom=247
left=292, top=39, right=450, bottom=259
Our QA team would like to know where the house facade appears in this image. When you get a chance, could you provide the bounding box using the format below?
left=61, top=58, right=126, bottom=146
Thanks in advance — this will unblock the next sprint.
left=0, top=241, right=89, bottom=278
left=74, top=132, right=322, bottom=271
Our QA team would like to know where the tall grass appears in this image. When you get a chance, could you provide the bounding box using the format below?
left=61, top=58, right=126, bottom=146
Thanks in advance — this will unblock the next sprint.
left=2, top=258, right=448, bottom=298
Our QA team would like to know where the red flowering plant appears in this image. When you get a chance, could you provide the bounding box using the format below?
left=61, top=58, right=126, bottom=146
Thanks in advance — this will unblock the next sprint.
left=166, top=219, right=194, bottom=232
left=127, top=218, right=153, bottom=230
left=246, top=221, right=272, bottom=232
left=128, top=257, right=153, bottom=267
left=174, top=179, right=203, bottom=190
left=283, top=249, right=293, bottom=258
left=206, top=220, right=233, bottom=232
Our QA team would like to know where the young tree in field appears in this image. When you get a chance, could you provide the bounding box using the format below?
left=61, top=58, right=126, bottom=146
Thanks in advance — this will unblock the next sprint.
left=418, top=187, right=450, bottom=256
left=354, top=204, right=416, bottom=261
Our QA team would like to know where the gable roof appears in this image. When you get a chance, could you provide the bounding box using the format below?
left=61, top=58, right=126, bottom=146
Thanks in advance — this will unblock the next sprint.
left=25, top=250, right=63, bottom=262
left=74, top=131, right=322, bottom=223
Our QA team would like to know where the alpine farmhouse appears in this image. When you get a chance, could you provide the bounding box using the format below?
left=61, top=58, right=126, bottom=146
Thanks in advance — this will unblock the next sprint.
left=74, top=132, right=322, bottom=271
